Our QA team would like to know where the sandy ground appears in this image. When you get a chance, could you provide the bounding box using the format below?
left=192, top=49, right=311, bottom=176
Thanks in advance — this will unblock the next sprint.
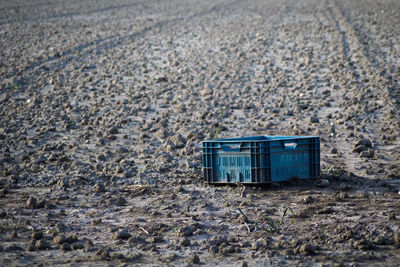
left=1, top=0, right=400, bottom=266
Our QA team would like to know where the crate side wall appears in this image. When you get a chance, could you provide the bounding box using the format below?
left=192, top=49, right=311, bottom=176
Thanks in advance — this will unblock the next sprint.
left=202, top=137, right=320, bottom=184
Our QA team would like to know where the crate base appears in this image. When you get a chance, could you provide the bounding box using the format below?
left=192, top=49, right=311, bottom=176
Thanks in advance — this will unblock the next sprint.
left=206, top=176, right=319, bottom=185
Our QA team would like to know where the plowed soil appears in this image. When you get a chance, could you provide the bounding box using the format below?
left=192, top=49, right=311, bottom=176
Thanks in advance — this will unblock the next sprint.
left=1, top=0, right=400, bottom=266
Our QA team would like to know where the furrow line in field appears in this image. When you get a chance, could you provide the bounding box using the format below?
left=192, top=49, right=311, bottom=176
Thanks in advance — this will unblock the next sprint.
left=322, top=0, right=400, bottom=177
left=5, top=0, right=243, bottom=82
left=0, top=0, right=157, bottom=26
left=333, top=0, right=400, bottom=130
left=325, top=0, right=365, bottom=85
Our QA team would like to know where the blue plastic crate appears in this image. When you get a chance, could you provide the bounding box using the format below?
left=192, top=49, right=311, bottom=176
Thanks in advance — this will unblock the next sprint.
left=202, top=136, right=320, bottom=184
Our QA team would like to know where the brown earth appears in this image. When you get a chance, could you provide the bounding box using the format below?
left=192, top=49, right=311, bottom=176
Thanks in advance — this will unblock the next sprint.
left=1, top=0, right=400, bottom=266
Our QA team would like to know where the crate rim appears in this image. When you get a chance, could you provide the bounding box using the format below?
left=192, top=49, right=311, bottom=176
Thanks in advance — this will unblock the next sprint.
left=202, top=135, right=320, bottom=144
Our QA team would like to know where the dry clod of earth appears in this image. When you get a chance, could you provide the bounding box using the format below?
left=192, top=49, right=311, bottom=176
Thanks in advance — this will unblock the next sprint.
left=299, top=243, right=316, bottom=255
left=114, top=229, right=131, bottom=240
left=316, top=179, right=330, bottom=187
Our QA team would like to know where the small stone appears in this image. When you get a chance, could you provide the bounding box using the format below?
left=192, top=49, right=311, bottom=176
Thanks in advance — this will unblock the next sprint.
left=300, top=243, right=316, bottom=254
left=61, top=242, right=72, bottom=251
left=178, top=225, right=195, bottom=237
left=174, top=185, right=183, bottom=193
left=84, top=240, right=95, bottom=252
left=309, top=116, right=319, bottom=124
left=72, top=242, right=85, bottom=250
left=96, top=154, right=107, bottom=161
left=209, top=245, right=219, bottom=254
left=116, top=165, right=124, bottom=174
left=26, top=196, right=37, bottom=209
left=37, top=199, right=51, bottom=209
left=388, top=211, right=396, bottom=220
left=220, top=245, right=235, bottom=255
left=155, top=76, right=168, bottom=83
left=10, top=231, right=17, bottom=239
left=151, top=236, right=163, bottom=243
left=339, top=173, right=351, bottom=182
left=360, top=149, right=374, bottom=158
left=115, top=196, right=127, bottom=206
left=57, top=222, right=69, bottom=232
left=180, top=237, right=191, bottom=247
left=331, top=147, right=338, bottom=154
left=95, top=248, right=110, bottom=260
left=209, top=235, right=228, bottom=246
left=26, top=241, right=36, bottom=251
left=338, top=183, right=350, bottom=190
left=285, top=110, right=294, bottom=116
left=157, top=164, right=171, bottom=173
left=114, top=229, right=131, bottom=240
left=128, top=235, right=147, bottom=245
left=35, top=239, right=51, bottom=250
left=394, top=232, right=400, bottom=243
left=353, top=239, right=372, bottom=250
left=188, top=253, right=200, bottom=264
left=108, top=196, right=128, bottom=206
left=282, top=249, right=294, bottom=255
left=91, top=218, right=102, bottom=226
left=355, top=138, right=372, bottom=148
left=200, top=88, right=212, bottom=96
left=56, top=179, right=68, bottom=188
left=302, top=195, right=314, bottom=204
left=252, top=239, right=265, bottom=250
left=113, top=253, right=125, bottom=260
left=94, top=183, right=105, bottom=193
left=109, top=127, right=119, bottom=135
left=32, top=230, right=43, bottom=240
left=352, top=145, right=366, bottom=153
left=185, top=160, right=197, bottom=169
left=139, top=132, right=149, bottom=139
left=171, top=134, right=187, bottom=149
left=316, top=179, right=330, bottom=187
left=53, top=234, right=67, bottom=244
left=70, top=234, right=78, bottom=243
left=228, top=236, right=237, bottom=243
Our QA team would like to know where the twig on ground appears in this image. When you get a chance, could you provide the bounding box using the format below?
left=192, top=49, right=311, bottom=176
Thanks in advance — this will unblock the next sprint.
left=244, top=222, right=251, bottom=233
left=140, top=227, right=150, bottom=235
left=236, top=208, right=250, bottom=223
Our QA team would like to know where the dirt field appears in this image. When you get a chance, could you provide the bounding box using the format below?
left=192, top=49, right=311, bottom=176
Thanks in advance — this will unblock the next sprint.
left=1, top=0, right=400, bottom=265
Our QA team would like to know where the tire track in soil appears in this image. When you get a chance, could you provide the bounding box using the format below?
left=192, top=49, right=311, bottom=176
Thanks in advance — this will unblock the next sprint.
left=0, top=0, right=87, bottom=12
left=0, top=2, right=144, bottom=26
left=322, top=0, right=379, bottom=177
left=331, top=0, right=400, bottom=110
left=333, top=0, right=399, bottom=70
left=323, top=0, right=400, bottom=178
left=223, top=3, right=291, bottom=90
left=325, top=1, right=365, bottom=84
left=6, top=0, right=244, bottom=82
left=331, top=0, right=400, bottom=173
left=333, top=0, right=400, bottom=129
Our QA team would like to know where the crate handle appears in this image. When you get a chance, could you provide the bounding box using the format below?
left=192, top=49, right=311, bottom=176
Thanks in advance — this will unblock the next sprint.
left=220, top=143, right=242, bottom=152
left=284, top=142, right=297, bottom=150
